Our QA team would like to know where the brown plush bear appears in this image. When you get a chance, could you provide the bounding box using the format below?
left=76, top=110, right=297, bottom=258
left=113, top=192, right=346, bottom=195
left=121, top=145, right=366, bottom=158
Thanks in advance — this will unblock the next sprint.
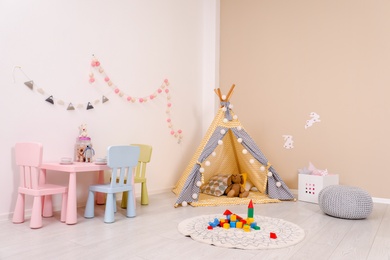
left=225, top=173, right=249, bottom=198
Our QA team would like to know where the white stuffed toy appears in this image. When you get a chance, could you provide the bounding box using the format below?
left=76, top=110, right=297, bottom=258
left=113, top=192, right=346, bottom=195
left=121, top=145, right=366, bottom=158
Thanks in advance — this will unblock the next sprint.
left=79, top=124, right=88, bottom=137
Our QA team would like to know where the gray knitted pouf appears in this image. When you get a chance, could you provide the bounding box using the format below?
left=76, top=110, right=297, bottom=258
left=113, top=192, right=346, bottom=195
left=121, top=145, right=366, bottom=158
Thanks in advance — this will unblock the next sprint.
left=318, top=185, right=373, bottom=219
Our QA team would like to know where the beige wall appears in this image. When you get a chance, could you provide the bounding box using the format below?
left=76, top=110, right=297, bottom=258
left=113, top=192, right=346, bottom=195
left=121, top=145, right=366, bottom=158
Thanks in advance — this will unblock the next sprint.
left=220, top=0, right=390, bottom=198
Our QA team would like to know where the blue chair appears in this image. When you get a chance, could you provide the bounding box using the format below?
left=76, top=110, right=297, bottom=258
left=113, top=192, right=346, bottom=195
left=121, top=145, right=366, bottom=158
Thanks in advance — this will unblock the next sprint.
left=84, top=145, right=140, bottom=223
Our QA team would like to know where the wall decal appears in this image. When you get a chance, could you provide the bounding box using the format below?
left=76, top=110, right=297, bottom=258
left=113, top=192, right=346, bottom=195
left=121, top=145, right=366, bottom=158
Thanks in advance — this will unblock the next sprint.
left=282, top=135, right=294, bottom=149
left=305, top=112, right=320, bottom=129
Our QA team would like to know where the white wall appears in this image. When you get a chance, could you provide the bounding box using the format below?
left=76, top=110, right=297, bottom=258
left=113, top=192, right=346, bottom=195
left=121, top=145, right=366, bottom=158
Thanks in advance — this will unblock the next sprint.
left=0, top=0, right=219, bottom=218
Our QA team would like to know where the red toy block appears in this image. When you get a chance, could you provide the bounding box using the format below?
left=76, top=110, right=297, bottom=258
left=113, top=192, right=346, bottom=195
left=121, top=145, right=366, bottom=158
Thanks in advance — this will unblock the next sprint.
left=207, top=226, right=213, bottom=230
left=270, top=232, right=277, bottom=239
left=223, top=210, right=233, bottom=216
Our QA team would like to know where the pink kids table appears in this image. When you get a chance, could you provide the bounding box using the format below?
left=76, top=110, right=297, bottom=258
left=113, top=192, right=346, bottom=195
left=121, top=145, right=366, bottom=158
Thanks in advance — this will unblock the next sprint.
left=40, top=162, right=109, bottom=224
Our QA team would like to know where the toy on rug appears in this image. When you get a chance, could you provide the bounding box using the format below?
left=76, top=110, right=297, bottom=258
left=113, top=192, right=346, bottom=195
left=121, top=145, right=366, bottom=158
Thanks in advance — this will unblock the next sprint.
left=225, top=173, right=249, bottom=198
left=207, top=200, right=262, bottom=232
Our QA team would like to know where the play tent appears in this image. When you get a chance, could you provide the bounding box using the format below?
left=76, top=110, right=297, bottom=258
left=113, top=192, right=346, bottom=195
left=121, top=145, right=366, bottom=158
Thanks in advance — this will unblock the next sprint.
left=172, top=85, right=294, bottom=207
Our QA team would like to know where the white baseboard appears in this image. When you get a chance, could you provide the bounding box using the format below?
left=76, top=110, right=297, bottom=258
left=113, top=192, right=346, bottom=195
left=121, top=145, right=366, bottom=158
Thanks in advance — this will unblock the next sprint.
left=290, top=189, right=390, bottom=204
left=372, top=197, right=390, bottom=204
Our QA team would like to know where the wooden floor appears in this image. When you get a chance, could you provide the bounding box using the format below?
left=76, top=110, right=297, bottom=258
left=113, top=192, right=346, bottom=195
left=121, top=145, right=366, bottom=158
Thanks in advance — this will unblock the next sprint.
left=1, top=192, right=389, bottom=260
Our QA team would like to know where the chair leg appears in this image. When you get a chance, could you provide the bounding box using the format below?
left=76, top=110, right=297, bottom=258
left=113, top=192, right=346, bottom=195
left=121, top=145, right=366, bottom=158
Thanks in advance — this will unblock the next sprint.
left=114, top=193, right=117, bottom=213
left=60, top=192, right=68, bottom=222
left=84, top=191, right=95, bottom=219
left=120, top=191, right=128, bottom=209
left=104, top=193, right=115, bottom=223
left=12, top=193, right=25, bottom=224
left=30, top=196, right=43, bottom=229
left=141, top=182, right=149, bottom=205
left=126, top=188, right=136, bottom=218
left=42, top=195, right=54, bottom=217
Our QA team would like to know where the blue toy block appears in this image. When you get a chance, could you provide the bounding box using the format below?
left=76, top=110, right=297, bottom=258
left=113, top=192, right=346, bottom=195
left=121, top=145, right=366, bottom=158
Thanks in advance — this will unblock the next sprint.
left=253, top=226, right=260, bottom=230
left=209, top=218, right=220, bottom=227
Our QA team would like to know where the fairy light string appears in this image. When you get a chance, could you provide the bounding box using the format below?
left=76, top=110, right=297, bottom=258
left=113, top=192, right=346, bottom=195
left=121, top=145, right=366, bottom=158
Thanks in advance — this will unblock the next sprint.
left=89, top=55, right=183, bottom=143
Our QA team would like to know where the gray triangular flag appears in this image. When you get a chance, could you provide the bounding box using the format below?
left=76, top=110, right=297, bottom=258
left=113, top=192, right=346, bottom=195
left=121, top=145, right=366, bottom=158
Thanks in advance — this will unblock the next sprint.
left=24, top=80, right=34, bottom=90
left=67, top=103, right=75, bottom=110
left=45, top=95, right=54, bottom=104
left=86, top=102, right=94, bottom=110
left=102, top=96, right=109, bottom=103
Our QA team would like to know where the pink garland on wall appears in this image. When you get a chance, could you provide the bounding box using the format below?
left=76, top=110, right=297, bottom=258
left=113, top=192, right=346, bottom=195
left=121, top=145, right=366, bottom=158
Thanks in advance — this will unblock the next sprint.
left=89, top=55, right=183, bottom=143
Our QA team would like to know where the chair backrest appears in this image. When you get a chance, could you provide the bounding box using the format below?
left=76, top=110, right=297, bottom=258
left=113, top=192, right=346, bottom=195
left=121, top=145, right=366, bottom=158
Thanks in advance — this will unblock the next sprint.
left=107, top=145, right=140, bottom=187
left=15, top=142, right=43, bottom=189
left=131, top=144, right=152, bottom=180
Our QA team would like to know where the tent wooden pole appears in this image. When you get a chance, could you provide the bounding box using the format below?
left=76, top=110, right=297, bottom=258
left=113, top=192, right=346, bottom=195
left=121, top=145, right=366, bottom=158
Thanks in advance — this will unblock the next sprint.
left=225, top=84, right=236, bottom=101
left=214, top=88, right=223, bottom=102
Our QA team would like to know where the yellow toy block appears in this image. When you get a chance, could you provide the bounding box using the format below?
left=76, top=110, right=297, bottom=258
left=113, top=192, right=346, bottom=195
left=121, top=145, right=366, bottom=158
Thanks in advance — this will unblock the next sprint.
left=230, top=214, right=237, bottom=222
left=236, top=222, right=243, bottom=228
left=246, top=218, right=254, bottom=224
left=243, top=224, right=251, bottom=232
left=223, top=223, right=230, bottom=229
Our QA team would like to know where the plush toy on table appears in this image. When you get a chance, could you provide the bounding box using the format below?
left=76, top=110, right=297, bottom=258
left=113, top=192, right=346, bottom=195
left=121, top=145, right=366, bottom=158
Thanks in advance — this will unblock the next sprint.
left=77, top=146, right=85, bottom=162
left=225, top=173, right=249, bottom=198
left=79, top=124, right=88, bottom=137
left=83, top=145, right=95, bottom=162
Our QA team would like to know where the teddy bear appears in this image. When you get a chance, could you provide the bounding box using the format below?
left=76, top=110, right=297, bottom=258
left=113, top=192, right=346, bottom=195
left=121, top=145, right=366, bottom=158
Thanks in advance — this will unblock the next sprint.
left=79, top=124, right=88, bottom=137
left=224, top=173, right=249, bottom=198
left=77, top=146, right=85, bottom=162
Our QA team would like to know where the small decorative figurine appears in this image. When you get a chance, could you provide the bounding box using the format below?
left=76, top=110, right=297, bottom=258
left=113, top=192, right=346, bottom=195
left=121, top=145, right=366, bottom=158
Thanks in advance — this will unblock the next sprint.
left=79, top=124, right=88, bottom=137
left=75, top=123, right=94, bottom=162
left=83, top=145, right=95, bottom=162
left=77, top=146, right=85, bottom=162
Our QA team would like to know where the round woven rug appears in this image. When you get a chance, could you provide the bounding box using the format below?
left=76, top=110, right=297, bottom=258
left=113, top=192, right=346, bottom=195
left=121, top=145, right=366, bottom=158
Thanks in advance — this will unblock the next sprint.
left=178, top=214, right=305, bottom=250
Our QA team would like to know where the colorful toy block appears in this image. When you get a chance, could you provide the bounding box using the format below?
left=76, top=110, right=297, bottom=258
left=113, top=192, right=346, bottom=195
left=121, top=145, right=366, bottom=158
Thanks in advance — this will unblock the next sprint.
left=270, top=232, right=277, bottom=239
left=243, top=224, right=251, bottom=232
left=246, top=217, right=254, bottom=224
left=236, top=221, right=243, bottom=228
left=209, top=218, right=220, bottom=227
left=248, top=199, right=254, bottom=218
left=207, top=200, right=261, bottom=233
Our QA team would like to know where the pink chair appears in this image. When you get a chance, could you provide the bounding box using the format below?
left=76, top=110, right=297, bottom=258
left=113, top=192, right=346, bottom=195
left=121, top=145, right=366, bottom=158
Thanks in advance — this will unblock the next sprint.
left=12, top=142, right=68, bottom=229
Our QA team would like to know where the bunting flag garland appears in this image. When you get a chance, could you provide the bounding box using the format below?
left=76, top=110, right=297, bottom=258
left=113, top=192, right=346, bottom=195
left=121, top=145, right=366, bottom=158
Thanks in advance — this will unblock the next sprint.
left=45, top=95, right=54, bottom=104
left=102, top=96, right=109, bottom=103
left=13, top=59, right=184, bottom=142
left=67, top=103, right=75, bottom=110
left=24, top=80, right=34, bottom=90
left=86, top=102, right=94, bottom=110
left=89, top=55, right=183, bottom=142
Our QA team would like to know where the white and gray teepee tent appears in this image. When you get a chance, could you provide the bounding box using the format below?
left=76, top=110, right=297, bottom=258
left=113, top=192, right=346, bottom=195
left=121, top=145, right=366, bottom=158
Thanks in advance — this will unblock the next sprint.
left=173, top=85, right=294, bottom=207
